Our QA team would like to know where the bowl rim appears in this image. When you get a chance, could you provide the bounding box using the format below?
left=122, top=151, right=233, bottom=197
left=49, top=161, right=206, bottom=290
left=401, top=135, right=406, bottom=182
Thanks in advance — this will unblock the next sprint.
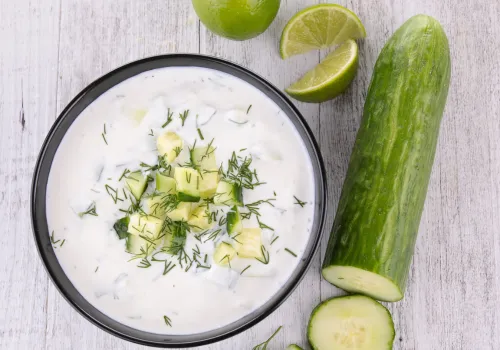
left=31, top=53, right=327, bottom=348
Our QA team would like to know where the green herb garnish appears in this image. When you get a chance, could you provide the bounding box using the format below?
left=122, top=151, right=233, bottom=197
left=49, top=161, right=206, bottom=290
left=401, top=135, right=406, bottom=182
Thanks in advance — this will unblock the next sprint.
left=240, top=265, right=251, bottom=275
left=293, top=196, right=306, bottom=207
left=179, top=109, right=190, bottom=126
left=78, top=202, right=98, bottom=217
left=284, top=248, right=297, bottom=257
left=162, top=108, right=174, bottom=128
left=197, top=127, right=204, bottom=140
left=246, top=104, right=252, bottom=114
left=252, top=326, right=282, bottom=350
left=163, top=315, right=172, bottom=327
left=255, top=245, right=270, bottom=265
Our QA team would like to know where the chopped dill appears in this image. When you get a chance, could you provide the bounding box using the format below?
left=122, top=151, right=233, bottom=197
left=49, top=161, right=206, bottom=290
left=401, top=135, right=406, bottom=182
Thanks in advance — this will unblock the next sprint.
left=163, top=315, right=172, bottom=327
left=148, top=129, right=154, bottom=136
left=293, top=196, right=307, bottom=207
left=257, top=216, right=274, bottom=231
left=95, top=266, right=99, bottom=273
left=270, top=236, right=279, bottom=245
left=246, top=104, right=252, bottom=114
left=78, top=202, right=98, bottom=217
left=179, top=109, right=190, bottom=126
left=163, top=261, right=176, bottom=275
left=162, top=108, right=174, bottom=128
left=118, top=168, right=130, bottom=181
left=50, top=231, right=60, bottom=245
left=240, top=265, right=251, bottom=275
left=197, top=127, right=204, bottom=140
left=252, top=326, right=282, bottom=350
left=101, top=123, right=108, bottom=145
left=284, top=248, right=297, bottom=257
left=255, top=245, right=270, bottom=265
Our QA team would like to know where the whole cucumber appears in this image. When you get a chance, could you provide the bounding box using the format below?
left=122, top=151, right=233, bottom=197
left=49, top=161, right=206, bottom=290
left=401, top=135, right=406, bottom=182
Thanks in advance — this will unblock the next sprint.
left=322, top=15, right=451, bottom=302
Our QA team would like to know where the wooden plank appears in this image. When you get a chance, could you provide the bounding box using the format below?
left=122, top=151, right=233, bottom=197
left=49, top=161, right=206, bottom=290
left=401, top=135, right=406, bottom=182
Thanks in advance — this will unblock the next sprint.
left=318, top=1, right=500, bottom=350
left=46, top=1, right=198, bottom=349
left=0, top=0, right=61, bottom=349
left=199, top=1, right=320, bottom=348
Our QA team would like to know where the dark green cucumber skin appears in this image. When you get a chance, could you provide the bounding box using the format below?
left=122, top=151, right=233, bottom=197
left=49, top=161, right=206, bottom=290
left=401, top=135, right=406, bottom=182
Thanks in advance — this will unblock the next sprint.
left=113, top=217, right=130, bottom=240
left=323, top=16, right=451, bottom=295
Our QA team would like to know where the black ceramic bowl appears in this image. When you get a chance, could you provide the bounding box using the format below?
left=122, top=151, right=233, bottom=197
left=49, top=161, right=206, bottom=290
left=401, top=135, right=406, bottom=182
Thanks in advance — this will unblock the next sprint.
left=31, top=54, right=327, bottom=348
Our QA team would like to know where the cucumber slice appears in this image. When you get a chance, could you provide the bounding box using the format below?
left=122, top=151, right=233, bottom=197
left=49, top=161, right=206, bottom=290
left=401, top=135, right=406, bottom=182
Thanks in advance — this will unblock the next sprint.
left=126, top=234, right=148, bottom=254
left=199, top=170, right=219, bottom=199
left=156, top=173, right=176, bottom=194
left=234, top=228, right=262, bottom=258
left=157, top=131, right=183, bottom=163
left=187, top=205, right=214, bottom=232
left=213, top=242, right=236, bottom=266
left=166, top=202, right=192, bottom=222
left=307, top=295, right=395, bottom=350
left=226, top=206, right=242, bottom=235
left=125, top=171, right=148, bottom=200
left=322, top=266, right=403, bottom=302
left=113, top=217, right=129, bottom=240
left=174, top=167, right=201, bottom=202
left=127, top=213, right=163, bottom=240
left=286, top=345, right=304, bottom=350
left=190, top=146, right=216, bottom=170
left=213, top=180, right=243, bottom=206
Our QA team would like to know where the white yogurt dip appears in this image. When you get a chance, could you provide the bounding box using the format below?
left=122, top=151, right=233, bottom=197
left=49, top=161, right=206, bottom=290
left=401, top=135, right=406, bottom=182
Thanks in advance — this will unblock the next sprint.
left=46, top=67, right=315, bottom=334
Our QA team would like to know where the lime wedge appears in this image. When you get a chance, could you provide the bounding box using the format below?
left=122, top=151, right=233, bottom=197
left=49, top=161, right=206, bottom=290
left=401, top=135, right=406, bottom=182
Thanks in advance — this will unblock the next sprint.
left=285, top=40, right=358, bottom=103
left=280, top=4, right=366, bottom=59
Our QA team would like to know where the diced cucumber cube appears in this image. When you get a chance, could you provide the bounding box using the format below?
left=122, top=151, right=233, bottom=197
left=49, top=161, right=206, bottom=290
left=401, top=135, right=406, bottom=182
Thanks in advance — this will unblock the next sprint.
left=235, top=228, right=262, bottom=258
left=174, top=167, right=201, bottom=202
left=187, top=205, right=214, bottom=232
left=199, top=170, right=219, bottom=199
left=226, top=206, right=242, bottom=235
left=126, top=234, right=148, bottom=254
left=190, top=146, right=216, bottom=170
left=157, top=131, right=183, bottom=163
left=156, top=173, right=176, bottom=194
left=166, top=202, right=192, bottom=222
left=125, top=171, right=148, bottom=200
left=113, top=217, right=130, bottom=240
left=145, top=194, right=166, bottom=217
left=214, top=242, right=237, bottom=266
left=127, top=213, right=163, bottom=240
left=214, top=180, right=243, bottom=206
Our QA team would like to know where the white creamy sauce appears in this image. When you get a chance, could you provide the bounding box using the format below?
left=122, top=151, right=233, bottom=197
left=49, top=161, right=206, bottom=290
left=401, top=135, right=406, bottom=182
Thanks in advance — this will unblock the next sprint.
left=46, top=67, right=315, bottom=334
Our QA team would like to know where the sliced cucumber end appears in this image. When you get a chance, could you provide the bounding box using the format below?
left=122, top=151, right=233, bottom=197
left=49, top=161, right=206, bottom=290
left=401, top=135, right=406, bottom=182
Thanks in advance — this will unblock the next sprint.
left=307, top=295, right=395, bottom=350
left=322, top=265, right=403, bottom=302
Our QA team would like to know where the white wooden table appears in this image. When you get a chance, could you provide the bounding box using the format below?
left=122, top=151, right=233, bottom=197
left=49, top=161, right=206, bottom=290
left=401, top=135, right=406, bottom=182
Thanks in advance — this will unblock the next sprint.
left=1, top=0, right=499, bottom=349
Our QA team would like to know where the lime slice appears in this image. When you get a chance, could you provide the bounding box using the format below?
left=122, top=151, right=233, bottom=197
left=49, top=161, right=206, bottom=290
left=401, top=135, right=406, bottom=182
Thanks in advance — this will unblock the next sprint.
left=280, top=4, right=366, bottom=59
left=285, top=40, right=358, bottom=103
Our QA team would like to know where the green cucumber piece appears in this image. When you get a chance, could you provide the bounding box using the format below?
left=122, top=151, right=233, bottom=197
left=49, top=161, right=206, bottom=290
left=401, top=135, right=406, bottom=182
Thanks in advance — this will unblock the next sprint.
left=322, top=15, right=451, bottom=302
left=286, top=345, right=304, bottom=350
left=113, top=217, right=130, bottom=240
left=307, top=295, right=394, bottom=350
left=174, top=167, right=201, bottom=202
left=226, top=206, right=242, bottom=235
left=214, top=180, right=243, bottom=207
left=190, top=146, right=216, bottom=170
left=126, top=234, right=148, bottom=254
left=125, top=171, right=148, bottom=200
left=156, top=173, right=176, bottom=194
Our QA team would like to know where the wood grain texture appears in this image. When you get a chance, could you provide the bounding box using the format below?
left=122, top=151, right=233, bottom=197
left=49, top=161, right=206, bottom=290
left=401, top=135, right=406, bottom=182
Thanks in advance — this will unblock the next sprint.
left=0, top=0, right=499, bottom=349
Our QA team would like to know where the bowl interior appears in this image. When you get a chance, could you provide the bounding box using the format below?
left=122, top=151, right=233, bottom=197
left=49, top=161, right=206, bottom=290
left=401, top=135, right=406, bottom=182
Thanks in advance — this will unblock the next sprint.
left=31, top=54, right=327, bottom=348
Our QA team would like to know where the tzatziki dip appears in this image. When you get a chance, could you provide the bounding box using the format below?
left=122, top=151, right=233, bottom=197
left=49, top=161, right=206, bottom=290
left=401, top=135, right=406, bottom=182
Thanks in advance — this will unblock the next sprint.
left=46, top=66, right=315, bottom=334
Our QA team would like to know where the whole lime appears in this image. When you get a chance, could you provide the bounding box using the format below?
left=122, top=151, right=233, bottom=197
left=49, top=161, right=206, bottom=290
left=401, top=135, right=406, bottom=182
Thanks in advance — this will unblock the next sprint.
left=192, top=0, right=281, bottom=41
